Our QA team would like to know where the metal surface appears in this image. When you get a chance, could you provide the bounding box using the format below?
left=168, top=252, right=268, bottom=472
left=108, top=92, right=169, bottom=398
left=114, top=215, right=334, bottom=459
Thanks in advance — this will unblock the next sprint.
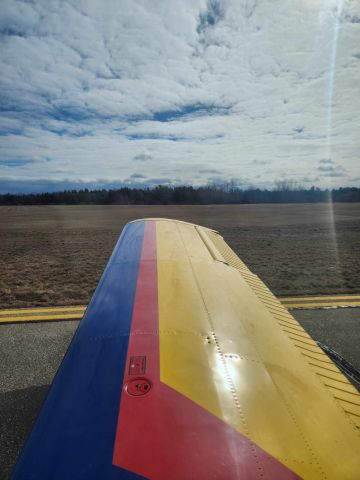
left=11, top=219, right=360, bottom=479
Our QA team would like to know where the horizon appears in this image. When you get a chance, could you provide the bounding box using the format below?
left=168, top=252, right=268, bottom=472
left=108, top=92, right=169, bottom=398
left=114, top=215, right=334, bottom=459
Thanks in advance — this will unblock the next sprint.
left=1, top=181, right=359, bottom=199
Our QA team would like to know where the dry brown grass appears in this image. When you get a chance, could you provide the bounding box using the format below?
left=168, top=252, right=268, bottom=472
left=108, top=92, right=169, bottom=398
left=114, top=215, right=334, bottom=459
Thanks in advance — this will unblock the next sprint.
left=0, top=203, right=359, bottom=308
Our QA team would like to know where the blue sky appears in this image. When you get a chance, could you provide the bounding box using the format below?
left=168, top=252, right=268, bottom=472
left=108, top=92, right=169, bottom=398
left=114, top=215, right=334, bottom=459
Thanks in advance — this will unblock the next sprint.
left=0, top=0, right=359, bottom=193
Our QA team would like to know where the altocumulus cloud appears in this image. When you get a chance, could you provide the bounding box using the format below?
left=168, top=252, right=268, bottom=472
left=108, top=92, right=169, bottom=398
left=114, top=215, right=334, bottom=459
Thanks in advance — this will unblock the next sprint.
left=317, top=158, right=347, bottom=178
left=133, top=152, right=153, bottom=162
left=0, top=0, right=359, bottom=193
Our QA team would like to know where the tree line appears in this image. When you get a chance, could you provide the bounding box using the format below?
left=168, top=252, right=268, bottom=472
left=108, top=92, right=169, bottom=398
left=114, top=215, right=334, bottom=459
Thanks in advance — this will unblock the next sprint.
left=0, top=185, right=359, bottom=205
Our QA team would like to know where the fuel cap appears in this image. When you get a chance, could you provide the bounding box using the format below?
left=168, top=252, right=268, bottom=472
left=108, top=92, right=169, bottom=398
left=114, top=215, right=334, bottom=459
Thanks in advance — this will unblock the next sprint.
left=126, top=377, right=151, bottom=396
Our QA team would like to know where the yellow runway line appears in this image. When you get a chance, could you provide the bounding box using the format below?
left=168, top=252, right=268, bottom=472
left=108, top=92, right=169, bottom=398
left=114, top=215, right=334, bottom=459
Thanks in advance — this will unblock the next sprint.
left=1, top=294, right=360, bottom=323
left=0, top=313, right=84, bottom=324
left=283, top=301, right=360, bottom=309
left=0, top=306, right=86, bottom=316
left=280, top=295, right=360, bottom=302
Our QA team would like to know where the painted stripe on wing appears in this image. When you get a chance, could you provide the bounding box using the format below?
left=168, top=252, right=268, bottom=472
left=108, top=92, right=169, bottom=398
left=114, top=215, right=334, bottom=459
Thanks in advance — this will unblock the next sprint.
left=113, top=220, right=300, bottom=480
left=12, top=221, right=147, bottom=480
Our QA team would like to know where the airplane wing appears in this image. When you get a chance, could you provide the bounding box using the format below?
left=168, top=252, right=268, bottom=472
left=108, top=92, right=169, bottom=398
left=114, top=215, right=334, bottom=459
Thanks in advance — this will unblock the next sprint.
left=12, top=219, right=360, bottom=479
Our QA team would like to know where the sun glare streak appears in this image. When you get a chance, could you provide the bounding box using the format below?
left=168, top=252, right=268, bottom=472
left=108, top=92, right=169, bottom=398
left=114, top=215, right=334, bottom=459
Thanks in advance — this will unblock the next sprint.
left=321, top=0, right=344, bottom=283
left=326, top=0, right=344, bottom=153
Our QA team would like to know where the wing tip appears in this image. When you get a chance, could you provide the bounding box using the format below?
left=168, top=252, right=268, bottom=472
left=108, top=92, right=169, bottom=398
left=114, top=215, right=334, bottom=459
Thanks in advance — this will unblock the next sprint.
left=128, top=217, right=219, bottom=234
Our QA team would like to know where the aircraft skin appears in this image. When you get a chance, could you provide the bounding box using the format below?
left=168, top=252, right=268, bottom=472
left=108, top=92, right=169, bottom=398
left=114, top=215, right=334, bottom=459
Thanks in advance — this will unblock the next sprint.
left=12, top=219, right=360, bottom=479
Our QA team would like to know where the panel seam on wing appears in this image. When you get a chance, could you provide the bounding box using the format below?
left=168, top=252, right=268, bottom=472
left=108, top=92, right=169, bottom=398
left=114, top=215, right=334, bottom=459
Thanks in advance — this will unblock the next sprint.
left=176, top=223, right=268, bottom=479
left=205, top=230, right=360, bottom=434
left=177, top=223, right=342, bottom=476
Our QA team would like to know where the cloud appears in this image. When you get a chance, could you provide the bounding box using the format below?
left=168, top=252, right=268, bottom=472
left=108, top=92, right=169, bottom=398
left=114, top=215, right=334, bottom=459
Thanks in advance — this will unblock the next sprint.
left=145, top=177, right=175, bottom=186
left=344, top=15, right=360, bottom=24
left=0, top=0, right=359, bottom=192
left=317, top=159, right=347, bottom=178
left=133, top=152, right=153, bottom=161
left=1, top=159, right=34, bottom=167
left=0, top=177, right=129, bottom=194
left=197, top=0, right=225, bottom=34
left=198, top=168, right=221, bottom=174
left=252, top=159, right=271, bottom=166
left=293, top=127, right=304, bottom=134
left=129, top=173, right=146, bottom=179
left=319, top=158, right=333, bottom=165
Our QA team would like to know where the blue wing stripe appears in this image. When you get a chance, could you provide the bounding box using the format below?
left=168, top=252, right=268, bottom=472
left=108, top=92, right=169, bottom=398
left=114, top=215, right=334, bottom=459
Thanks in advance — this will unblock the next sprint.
left=12, top=221, right=147, bottom=479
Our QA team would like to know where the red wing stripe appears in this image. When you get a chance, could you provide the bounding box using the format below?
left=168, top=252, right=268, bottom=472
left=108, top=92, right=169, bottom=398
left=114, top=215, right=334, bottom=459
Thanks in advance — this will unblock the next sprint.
left=113, top=220, right=300, bottom=479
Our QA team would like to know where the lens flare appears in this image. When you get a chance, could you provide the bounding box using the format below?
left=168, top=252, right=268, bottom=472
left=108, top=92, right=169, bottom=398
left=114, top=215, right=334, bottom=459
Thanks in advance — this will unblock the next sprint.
left=323, top=0, right=345, bottom=286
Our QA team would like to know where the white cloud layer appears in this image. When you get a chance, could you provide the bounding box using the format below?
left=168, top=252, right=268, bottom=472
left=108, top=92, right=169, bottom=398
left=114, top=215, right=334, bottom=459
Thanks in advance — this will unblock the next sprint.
left=0, top=0, right=359, bottom=192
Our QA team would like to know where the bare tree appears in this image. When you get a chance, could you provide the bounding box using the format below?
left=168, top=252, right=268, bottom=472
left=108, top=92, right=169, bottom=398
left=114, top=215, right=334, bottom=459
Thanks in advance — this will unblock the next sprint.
left=273, top=179, right=303, bottom=191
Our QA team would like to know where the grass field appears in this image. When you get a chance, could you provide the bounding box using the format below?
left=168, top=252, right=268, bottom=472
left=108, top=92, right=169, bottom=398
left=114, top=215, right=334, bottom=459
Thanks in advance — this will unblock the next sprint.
left=0, top=203, right=359, bottom=308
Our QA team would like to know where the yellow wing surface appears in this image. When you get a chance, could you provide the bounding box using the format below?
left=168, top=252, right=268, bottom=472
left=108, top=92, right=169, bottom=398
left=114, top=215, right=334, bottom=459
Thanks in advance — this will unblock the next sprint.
left=154, top=218, right=360, bottom=479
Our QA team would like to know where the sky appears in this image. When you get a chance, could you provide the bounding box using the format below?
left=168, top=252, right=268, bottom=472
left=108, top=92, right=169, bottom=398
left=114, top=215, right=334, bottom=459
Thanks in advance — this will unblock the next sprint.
left=0, top=0, right=359, bottom=193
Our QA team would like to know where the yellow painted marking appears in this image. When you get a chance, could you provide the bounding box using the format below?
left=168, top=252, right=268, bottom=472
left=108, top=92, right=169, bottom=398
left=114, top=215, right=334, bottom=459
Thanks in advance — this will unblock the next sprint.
left=280, top=295, right=360, bottom=302
left=1, top=294, right=358, bottom=323
left=0, top=313, right=83, bottom=324
left=156, top=219, right=360, bottom=480
left=0, top=306, right=86, bottom=316
left=284, top=301, right=360, bottom=309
